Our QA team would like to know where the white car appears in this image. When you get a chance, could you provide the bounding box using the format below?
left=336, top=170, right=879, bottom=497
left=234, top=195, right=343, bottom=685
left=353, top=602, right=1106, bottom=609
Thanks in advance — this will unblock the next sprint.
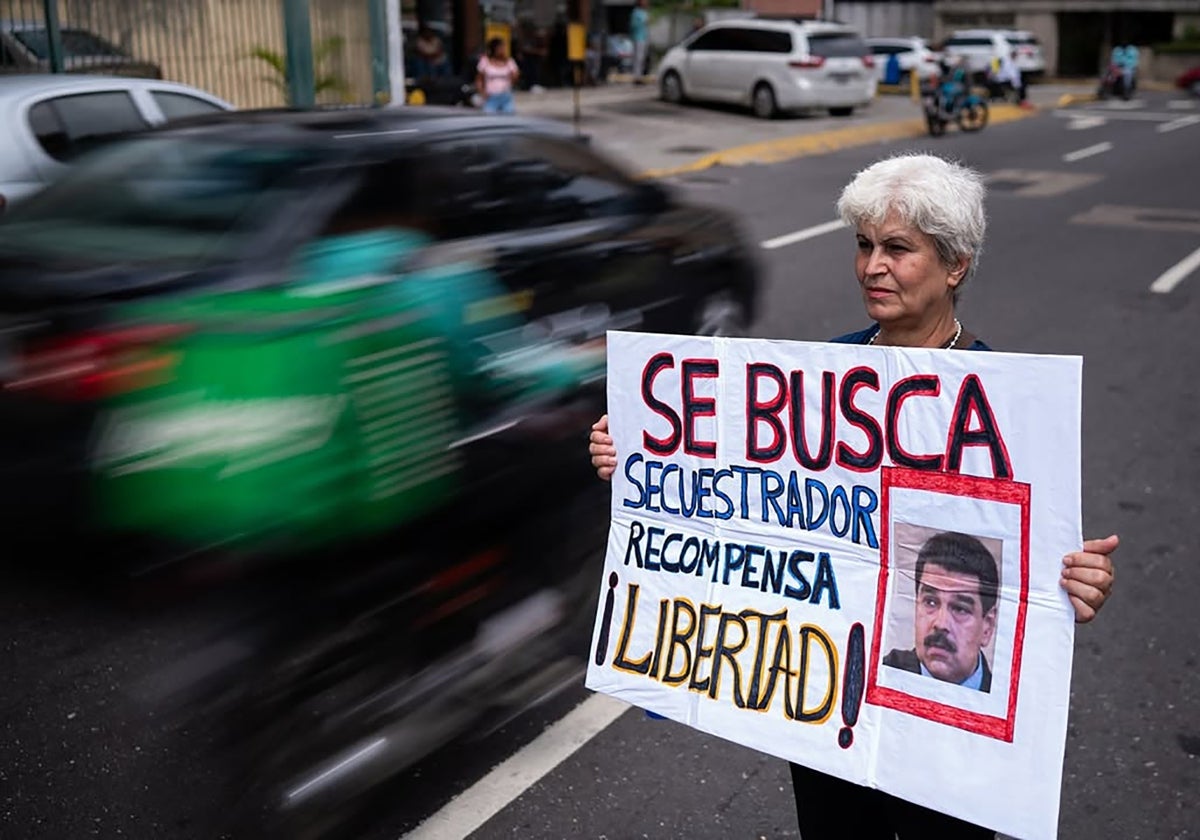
left=941, top=29, right=1046, bottom=81
left=0, top=74, right=233, bottom=211
left=865, top=36, right=942, bottom=83
left=657, top=18, right=877, bottom=119
left=1001, top=30, right=1047, bottom=78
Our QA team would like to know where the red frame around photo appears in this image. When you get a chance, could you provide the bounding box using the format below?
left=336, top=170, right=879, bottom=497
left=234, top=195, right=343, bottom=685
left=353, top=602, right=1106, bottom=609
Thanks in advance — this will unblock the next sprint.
left=865, top=466, right=1031, bottom=742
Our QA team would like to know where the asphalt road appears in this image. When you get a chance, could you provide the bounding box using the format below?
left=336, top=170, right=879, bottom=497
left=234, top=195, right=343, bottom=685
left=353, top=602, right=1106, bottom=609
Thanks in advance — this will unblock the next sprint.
left=3, top=91, right=1198, bottom=840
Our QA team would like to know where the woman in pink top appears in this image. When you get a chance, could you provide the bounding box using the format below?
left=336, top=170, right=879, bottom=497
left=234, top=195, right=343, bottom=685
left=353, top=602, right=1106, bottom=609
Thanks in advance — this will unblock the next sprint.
left=476, top=38, right=520, bottom=114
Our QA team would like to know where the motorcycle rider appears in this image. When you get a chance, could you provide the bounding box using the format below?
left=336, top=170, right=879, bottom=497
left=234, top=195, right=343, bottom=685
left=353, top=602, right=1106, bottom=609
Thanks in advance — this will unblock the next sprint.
left=988, top=48, right=1025, bottom=104
left=1119, top=42, right=1139, bottom=95
left=936, top=54, right=970, bottom=117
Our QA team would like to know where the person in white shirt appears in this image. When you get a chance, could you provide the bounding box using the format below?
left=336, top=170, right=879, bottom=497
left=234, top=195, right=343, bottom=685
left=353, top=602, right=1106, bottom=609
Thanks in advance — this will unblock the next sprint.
left=989, top=49, right=1025, bottom=103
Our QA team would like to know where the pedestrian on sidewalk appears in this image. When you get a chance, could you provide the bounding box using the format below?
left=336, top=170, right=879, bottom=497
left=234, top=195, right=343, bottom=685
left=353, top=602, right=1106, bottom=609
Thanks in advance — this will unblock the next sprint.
left=477, top=38, right=520, bottom=114
left=587, top=152, right=1118, bottom=840
left=988, top=49, right=1026, bottom=104
left=630, top=0, right=650, bottom=82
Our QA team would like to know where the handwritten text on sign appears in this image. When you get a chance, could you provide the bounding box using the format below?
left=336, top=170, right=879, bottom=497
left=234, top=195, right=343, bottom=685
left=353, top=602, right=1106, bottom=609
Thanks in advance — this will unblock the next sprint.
left=586, top=332, right=1082, bottom=840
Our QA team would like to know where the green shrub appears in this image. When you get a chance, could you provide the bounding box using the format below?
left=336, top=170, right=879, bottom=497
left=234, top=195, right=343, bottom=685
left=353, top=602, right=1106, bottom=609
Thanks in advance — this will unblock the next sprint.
left=1152, top=40, right=1200, bottom=55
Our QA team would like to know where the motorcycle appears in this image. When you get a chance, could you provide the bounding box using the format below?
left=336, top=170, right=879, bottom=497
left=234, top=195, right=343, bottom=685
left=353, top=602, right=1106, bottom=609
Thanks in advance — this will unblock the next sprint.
left=1098, top=63, right=1135, bottom=101
left=922, top=75, right=989, bottom=137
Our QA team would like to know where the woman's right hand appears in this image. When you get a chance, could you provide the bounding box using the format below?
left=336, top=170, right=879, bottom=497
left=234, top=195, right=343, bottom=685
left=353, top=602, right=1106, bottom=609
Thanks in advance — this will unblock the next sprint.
left=588, top=414, right=617, bottom=481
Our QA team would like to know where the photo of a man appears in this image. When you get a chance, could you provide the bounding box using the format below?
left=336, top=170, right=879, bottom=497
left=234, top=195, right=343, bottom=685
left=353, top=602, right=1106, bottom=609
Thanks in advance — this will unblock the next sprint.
left=883, top=530, right=1000, bottom=693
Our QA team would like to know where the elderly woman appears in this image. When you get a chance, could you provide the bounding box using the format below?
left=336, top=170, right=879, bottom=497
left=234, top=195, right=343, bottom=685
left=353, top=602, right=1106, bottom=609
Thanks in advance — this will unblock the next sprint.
left=586, top=153, right=1116, bottom=839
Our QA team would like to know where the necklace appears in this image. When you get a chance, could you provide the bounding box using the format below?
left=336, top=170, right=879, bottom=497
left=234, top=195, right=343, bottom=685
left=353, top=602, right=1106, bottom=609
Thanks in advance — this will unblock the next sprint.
left=869, top=319, right=962, bottom=349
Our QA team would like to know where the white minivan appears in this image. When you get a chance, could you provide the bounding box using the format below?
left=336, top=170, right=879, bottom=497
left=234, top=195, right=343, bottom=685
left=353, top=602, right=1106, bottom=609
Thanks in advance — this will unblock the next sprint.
left=657, top=18, right=877, bottom=119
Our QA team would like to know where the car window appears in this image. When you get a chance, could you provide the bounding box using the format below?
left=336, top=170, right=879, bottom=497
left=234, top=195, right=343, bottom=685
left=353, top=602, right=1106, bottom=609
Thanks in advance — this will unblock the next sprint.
left=808, top=33, right=869, bottom=58
left=153, top=91, right=227, bottom=121
left=11, top=28, right=127, bottom=59
left=28, top=92, right=150, bottom=163
left=0, top=137, right=324, bottom=266
left=318, top=156, right=438, bottom=239
left=401, top=134, right=640, bottom=240
left=945, top=37, right=992, bottom=48
left=734, top=29, right=792, bottom=54
left=688, top=29, right=731, bottom=51
left=503, top=135, right=639, bottom=222
left=0, top=38, right=18, bottom=67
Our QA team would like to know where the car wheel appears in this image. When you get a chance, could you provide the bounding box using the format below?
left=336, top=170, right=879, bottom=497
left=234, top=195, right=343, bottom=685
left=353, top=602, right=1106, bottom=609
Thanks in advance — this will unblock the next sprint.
left=829, top=106, right=854, bottom=117
left=751, top=83, right=777, bottom=120
left=661, top=71, right=685, bottom=104
left=694, top=291, right=748, bottom=337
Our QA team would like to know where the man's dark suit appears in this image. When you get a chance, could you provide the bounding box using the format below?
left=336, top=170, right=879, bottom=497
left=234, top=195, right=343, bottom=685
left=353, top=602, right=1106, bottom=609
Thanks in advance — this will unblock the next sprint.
left=883, top=647, right=993, bottom=692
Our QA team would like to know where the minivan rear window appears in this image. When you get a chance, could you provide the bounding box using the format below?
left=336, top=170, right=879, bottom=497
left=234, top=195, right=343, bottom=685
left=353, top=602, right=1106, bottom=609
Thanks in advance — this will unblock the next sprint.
left=808, top=34, right=869, bottom=58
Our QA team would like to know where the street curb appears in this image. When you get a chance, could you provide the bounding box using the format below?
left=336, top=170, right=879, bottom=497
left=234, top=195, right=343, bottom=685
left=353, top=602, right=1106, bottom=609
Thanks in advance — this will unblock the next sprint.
left=638, top=102, right=1036, bottom=179
left=1057, top=92, right=1098, bottom=107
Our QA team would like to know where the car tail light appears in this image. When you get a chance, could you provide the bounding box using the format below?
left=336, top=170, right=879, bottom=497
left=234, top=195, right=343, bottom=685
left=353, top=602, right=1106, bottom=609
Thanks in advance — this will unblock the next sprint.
left=861, top=55, right=875, bottom=68
left=924, top=55, right=938, bottom=63
left=789, top=56, right=825, bottom=69
left=6, top=323, right=190, bottom=402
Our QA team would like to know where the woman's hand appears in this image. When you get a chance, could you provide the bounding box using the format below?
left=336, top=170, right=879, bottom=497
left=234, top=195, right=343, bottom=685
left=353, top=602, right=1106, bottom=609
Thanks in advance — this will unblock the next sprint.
left=1062, top=535, right=1117, bottom=623
left=588, top=414, right=617, bottom=481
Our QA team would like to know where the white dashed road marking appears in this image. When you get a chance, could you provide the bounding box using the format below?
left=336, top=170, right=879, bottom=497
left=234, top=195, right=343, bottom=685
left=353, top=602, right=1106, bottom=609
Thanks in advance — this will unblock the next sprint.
left=761, top=219, right=846, bottom=250
left=1150, top=246, right=1200, bottom=294
left=399, top=693, right=631, bottom=840
left=1063, top=142, right=1113, bottom=163
left=1157, top=115, right=1200, bottom=133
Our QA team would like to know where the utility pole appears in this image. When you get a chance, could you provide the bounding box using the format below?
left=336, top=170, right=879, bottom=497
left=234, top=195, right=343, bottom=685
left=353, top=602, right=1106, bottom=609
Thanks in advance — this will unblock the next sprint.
left=41, top=0, right=64, bottom=73
left=282, top=0, right=316, bottom=108
left=383, top=0, right=405, bottom=106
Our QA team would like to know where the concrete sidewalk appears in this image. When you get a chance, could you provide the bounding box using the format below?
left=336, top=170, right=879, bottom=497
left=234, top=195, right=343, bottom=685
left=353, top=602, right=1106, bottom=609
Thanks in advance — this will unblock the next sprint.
left=508, top=79, right=1098, bottom=177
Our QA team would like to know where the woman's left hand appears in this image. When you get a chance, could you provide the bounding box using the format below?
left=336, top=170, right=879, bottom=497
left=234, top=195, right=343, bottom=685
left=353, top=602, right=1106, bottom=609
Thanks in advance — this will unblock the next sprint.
left=1062, top=534, right=1117, bottom=623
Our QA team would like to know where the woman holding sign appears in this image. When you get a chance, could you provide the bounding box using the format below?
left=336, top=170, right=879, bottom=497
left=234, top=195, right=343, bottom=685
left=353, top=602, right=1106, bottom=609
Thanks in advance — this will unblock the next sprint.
left=586, top=153, right=1116, bottom=839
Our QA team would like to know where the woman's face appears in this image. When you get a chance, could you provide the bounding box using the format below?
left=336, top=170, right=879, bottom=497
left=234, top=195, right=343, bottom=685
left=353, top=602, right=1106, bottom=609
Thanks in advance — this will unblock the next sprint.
left=854, top=211, right=967, bottom=331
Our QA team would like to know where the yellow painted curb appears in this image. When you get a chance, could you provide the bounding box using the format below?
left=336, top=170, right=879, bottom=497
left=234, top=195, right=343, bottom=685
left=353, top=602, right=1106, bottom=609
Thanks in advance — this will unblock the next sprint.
left=1057, top=92, right=1098, bottom=107
left=639, top=102, right=1037, bottom=180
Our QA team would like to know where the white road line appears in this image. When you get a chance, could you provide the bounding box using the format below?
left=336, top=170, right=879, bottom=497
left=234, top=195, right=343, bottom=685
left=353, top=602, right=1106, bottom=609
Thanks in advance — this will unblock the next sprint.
left=1150, top=246, right=1200, bottom=294
left=1157, top=115, right=1200, bottom=133
left=1063, top=142, right=1113, bottom=163
left=1168, top=99, right=1197, bottom=110
left=761, top=219, right=846, bottom=250
left=399, top=693, right=631, bottom=840
left=1054, top=109, right=1181, bottom=122
left=1067, top=116, right=1107, bottom=130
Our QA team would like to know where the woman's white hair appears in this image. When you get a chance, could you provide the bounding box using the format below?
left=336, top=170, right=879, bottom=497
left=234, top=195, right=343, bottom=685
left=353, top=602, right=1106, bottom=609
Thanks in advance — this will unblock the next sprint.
left=836, top=153, right=987, bottom=294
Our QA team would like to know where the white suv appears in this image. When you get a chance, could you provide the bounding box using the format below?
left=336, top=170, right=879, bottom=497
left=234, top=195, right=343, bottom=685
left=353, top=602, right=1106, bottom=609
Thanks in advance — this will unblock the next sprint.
left=941, top=29, right=1046, bottom=80
left=865, top=36, right=942, bottom=83
left=657, top=19, right=877, bottom=119
left=1001, top=30, right=1047, bottom=78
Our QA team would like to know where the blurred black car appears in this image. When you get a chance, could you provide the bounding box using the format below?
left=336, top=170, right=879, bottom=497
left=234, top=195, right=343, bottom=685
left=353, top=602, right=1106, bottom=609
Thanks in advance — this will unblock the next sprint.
left=0, top=106, right=758, bottom=573
left=0, top=107, right=759, bottom=834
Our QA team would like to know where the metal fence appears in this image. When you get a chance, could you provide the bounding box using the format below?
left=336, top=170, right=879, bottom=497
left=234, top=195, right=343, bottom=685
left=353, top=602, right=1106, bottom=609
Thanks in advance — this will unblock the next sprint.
left=0, top=0, right=388, bottom=108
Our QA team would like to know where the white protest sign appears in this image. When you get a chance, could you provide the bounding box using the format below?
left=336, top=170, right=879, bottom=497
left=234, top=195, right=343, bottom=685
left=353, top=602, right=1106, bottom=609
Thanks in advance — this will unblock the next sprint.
left=585, top=331, right=1082, bottom=840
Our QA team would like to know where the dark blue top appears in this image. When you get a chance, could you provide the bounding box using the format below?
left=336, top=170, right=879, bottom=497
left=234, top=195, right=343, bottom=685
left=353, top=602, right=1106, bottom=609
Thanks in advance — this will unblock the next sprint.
left=831, top=325, right=991, bottom=351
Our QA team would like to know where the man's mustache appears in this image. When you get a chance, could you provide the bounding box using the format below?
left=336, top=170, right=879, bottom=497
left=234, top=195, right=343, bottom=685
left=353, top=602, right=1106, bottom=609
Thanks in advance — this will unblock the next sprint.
left=923, top=630, right=957, bottom=654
